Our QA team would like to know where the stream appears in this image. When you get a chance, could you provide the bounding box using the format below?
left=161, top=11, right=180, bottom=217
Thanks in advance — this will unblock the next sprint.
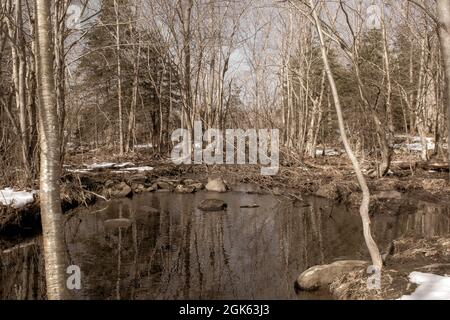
left=1, top=184, right=449, bottom=300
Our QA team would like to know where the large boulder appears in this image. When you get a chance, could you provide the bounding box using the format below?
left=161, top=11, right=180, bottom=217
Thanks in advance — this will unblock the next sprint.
left=198, top=199, right=227, bottom=212
left=206, top=178, right=228, bottom=193
left=297, top=260, right=369, bottom=291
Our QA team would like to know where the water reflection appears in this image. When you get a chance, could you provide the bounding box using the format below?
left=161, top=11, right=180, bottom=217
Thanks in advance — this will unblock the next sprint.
left=1, top=189, right=449, bottom=300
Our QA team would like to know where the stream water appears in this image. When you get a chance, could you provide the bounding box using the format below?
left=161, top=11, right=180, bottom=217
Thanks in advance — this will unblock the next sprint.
left=1, top=185, right=449, bottom=300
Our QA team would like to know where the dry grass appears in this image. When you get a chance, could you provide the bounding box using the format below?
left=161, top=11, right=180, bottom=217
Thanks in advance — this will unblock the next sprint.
left=330, top=237, right=450, bottom=300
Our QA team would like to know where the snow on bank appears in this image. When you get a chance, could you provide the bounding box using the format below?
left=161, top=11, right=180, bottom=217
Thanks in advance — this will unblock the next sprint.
left=399, top=272, right=450, bottom=300
left=86, top=162, right=117, bottom=170
left=119, top=166, right=154, bottom=172
left=67, top=169, right=92, bottom=174
left=393, top=136, right=439, bottom=152
left=134, top=143, right=153, bottom=150
left=113, top=162, right=135, bottom=168
left=111, top=166, right=155, bottom=173
left=405, top=137, right=435, bottom=152
left=67, top=162, right=154, bottom=174
left=0, top=188, right=36, bottom=209
left=315, top=148, right=343, bottom=157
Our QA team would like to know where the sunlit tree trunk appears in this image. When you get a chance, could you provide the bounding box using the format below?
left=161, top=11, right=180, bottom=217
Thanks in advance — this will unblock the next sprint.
left=35, top=0, right=68, bottom=300
left=437, top=0, right=450, bottom=177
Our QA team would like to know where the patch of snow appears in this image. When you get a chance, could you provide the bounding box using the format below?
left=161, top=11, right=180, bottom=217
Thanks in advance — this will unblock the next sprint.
left=67, top=169, right=92, bottom=174
left=86, top=162, right=116, bottom=170
left=0, top=188, right=37, bottom=209
left=398, top=272, right=450, bottom=300
left=69, top=162, right=149, bottom=173
left=113, top=162, right=135, bottom=168
left=134, top=144, right=153, bottom=150
left=393, top=136, right=436, bottom=152
left=120, top=166, right=154, bottom=172
left=315, top=148, right=341, bottom=156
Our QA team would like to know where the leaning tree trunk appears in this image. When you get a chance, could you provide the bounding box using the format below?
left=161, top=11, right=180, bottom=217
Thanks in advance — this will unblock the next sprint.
left=35, top=0, right=68, bottom=300
left=437, top=0, right=450, bottom=179
left=308, top=0, right=383, bottom=270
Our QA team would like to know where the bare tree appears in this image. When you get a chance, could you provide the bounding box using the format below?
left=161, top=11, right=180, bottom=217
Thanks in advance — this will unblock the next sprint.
left=307, top=0, right=383, bottom=270
left=114, top=0, right=124, bottom=155
left=35, top=0, right=67, bottom=300
left=437, top=0, right=450, bottom=176
left=5, top=0, right=32, bottom=181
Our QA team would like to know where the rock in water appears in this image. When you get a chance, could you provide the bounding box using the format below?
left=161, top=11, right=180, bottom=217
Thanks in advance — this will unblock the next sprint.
left=104, top=218, right=132, bottom=230
left=296, top=260, right=368, bottom=291
left=198, top=199, right=227, bottom=212
left=189, top=182, right=204, bottom=192
left=175, top=184, right=195, bottom=194
left=205, top=178, right=228, bottom=193
left=109, top=182, right=132, bottom=198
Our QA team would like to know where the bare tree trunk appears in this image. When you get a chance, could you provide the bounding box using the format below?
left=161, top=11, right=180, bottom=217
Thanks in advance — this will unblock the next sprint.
left=381, top=3, right=394, bottom=134
left=6, top=0, right=32, bottom=182
left=28, top=17, right=38, bottom=178
left=308, top=0, right=383, bottom=270
left=53, top=0, right=68, bottom=162
left=437, top=0, right=450, bottom=178
left=114, top=0, right=124, bottom=155
left=126, top=41, right=141, bottom=153
left=180, top=0, right=194, bottom=133
left=35, top=0, right=68, bottom=300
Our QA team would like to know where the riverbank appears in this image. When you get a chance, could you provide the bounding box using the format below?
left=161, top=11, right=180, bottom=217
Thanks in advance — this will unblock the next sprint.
left=330, top=237, right=450, bottom=300
left=2, top=152, right=450, bottom=233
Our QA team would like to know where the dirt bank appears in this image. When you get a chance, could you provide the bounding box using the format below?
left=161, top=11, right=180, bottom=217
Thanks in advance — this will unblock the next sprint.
left=330, top=237, right=450, bottom=300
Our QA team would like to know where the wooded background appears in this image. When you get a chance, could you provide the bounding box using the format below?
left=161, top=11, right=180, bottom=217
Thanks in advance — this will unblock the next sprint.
left=1, top=0, right=449, bottom=186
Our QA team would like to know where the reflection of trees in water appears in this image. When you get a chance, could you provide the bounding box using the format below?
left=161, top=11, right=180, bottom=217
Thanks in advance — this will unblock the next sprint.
left=371, top=202, right=450, bottom=241
left=0, top=241, right=45, bottom=299
left=2, top=194, right=450, bottom=300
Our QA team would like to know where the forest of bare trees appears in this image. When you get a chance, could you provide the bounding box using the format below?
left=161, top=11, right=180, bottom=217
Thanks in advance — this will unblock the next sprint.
left=1, top=1, right=450, bottom=184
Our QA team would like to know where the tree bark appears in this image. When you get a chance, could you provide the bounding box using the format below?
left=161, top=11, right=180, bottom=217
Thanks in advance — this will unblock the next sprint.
left=6, top=0, right=32, bottom=182
left=114, top=0, right=124, bottom=155
left=35, top=0, right=68, bottom=300
left=437, top=0, right=450, bottom=178
left=308, top=0, right=383, bottom=270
